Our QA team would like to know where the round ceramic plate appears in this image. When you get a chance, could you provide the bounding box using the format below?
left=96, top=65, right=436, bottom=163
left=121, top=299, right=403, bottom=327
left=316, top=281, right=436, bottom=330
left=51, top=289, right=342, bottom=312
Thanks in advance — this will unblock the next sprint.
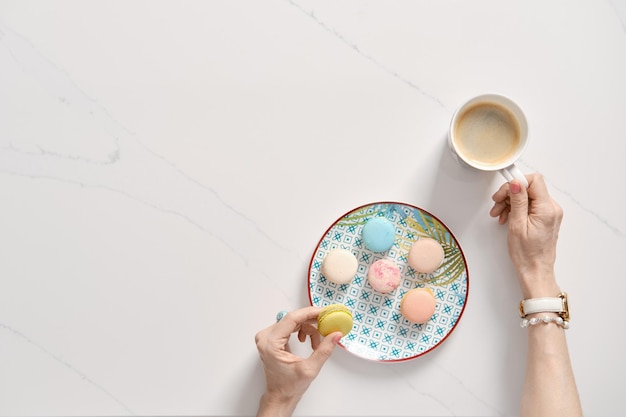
left=308, top=202, right=469, bottom=362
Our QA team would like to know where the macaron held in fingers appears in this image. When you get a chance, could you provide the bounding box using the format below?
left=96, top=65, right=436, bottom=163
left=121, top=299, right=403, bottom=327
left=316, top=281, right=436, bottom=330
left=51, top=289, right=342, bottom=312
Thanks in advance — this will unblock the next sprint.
left=317, top=304, right=354, bottom=337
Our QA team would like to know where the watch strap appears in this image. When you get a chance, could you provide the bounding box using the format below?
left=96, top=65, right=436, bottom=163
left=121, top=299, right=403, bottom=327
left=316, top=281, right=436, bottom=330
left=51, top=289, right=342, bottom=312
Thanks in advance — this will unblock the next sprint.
left=519, top=292, right=569, bottom=319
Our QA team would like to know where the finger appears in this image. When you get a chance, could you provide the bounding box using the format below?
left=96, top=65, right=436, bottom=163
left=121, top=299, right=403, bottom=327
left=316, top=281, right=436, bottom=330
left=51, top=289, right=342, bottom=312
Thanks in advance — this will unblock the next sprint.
left=273, top=307, right=322, bottom=337
left=525, top=174, right=557, bottom=218
left=490, top=200, right=509, bottom=218
left=498, top=207, right=510, bottom=224
left=492, top=182, right=511, bottom=203
left=507, top=179, right=529, bottom=226
left=297, top=323, right=319, bottom=344
left=525, top=173, right=550, bottom=201
left=298, top=327, right=305, bottom=343
left=306, top=331, right=341, bottom=372
left=300, top=324, right=322, bottom=350
left=310, top=331, right=321, bottom=350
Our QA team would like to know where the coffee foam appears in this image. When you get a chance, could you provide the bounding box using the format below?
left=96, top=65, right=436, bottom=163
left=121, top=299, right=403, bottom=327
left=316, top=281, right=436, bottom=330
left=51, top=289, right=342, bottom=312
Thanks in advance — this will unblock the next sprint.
left=453, top=102, right=521, bottom=167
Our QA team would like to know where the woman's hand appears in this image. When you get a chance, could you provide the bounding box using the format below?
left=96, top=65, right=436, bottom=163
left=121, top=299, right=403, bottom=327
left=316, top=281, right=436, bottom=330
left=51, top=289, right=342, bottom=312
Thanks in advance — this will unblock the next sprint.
left=255, top=306, right=341, bottom=417
left=490, top=173, right=563, bottom=298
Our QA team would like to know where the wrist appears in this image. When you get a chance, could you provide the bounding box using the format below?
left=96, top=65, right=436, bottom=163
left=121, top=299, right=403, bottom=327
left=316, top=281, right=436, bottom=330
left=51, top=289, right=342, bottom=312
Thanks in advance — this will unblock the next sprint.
left=257, top=392, right=301, bottom=417
left=517, top=271, right=561, bottom=299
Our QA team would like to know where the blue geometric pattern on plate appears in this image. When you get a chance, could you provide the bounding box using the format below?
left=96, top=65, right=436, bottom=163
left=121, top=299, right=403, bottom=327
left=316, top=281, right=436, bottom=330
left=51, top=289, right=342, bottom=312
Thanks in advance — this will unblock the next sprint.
left=308, top=202, right=469, bottom=362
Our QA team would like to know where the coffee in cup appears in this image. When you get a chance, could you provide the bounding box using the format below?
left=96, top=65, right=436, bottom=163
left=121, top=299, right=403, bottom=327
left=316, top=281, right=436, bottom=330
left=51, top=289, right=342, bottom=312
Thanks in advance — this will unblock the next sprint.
left=448, top=94, right=528, bottom=187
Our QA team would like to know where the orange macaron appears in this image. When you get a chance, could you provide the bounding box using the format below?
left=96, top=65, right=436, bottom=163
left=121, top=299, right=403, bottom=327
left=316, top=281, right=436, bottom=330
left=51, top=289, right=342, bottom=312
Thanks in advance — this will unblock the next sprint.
left=400, top=288, right=436, bottom=324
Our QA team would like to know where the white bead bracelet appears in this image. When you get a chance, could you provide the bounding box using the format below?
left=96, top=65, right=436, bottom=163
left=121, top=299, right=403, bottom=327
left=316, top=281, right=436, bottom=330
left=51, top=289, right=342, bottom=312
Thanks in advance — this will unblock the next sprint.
left=520, top=315, right=570, bottom=329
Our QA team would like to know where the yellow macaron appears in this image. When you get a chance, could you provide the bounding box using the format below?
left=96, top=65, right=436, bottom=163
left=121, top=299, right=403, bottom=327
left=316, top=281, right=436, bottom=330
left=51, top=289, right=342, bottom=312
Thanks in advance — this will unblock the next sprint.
left=317, top=304, right=353, bottom=337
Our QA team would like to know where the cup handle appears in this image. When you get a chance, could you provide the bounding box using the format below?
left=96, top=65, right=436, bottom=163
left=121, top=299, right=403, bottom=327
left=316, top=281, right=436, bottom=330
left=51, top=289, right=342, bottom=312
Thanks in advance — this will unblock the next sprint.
left=500, top=164, right=529, bottom=188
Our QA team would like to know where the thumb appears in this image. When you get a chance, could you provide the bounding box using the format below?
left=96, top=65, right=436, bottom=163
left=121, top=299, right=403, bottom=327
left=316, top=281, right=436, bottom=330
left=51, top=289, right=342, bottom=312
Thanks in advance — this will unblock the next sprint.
left=307, top=332, right=341, bottom=371
left=508, top=180, right=529, bottom=225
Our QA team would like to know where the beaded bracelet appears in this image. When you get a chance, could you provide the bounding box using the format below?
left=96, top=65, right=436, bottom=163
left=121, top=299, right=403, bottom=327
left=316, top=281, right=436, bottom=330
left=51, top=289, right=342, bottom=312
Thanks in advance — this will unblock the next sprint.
left=520, top=315, right=570, bottom=329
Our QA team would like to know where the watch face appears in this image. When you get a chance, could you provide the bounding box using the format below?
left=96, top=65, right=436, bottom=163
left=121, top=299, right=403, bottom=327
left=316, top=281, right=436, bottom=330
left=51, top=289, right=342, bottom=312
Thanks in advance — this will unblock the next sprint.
left=560, top=292, right=569, bottom=320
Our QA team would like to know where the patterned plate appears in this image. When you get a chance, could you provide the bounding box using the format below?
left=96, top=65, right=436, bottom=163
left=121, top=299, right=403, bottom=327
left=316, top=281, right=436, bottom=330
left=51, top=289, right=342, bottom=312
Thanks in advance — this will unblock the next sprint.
left=308, top=202, right=469, bottom=362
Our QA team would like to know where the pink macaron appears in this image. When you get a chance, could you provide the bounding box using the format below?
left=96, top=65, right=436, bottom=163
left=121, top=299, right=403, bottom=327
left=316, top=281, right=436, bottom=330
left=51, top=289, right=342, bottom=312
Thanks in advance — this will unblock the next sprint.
left=367, top=259, right=401, bottom=294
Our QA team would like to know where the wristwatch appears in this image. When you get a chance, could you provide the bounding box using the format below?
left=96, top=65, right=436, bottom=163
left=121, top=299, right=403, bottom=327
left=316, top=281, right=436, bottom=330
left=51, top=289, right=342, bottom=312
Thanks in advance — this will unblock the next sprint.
left=519, top=292, right=570, bottom=321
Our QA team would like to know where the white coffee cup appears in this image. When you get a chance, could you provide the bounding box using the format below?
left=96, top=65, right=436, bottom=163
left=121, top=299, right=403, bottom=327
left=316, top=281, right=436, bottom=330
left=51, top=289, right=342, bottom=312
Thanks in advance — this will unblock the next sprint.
left=448, top=94, right=528, bottom=187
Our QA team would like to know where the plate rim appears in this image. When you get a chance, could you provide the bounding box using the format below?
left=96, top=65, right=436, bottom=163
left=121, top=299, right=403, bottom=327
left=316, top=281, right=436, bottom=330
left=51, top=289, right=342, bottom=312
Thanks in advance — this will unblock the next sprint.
left=307, top=200, right=470, bottom=363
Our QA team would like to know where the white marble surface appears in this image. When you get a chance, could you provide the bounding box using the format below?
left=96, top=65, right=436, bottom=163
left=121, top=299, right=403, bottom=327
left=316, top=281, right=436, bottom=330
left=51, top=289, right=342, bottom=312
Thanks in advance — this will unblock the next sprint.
left=1, top=1, right=625, bottom=415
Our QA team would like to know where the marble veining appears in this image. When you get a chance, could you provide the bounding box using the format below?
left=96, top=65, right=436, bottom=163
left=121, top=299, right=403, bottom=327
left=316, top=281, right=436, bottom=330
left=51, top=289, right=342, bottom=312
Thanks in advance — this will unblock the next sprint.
left=0, top=322, right=135, bottom=415
left=1, top=1, right=625, bottom=415
left=389, top=363, right=506, bottom=416
left=290, top=0, right=625, bottom=242
left=2, top=17, right=302, bottom=412
left=608, top=0, right=626, bottom=30
left=286, top=0, right=450, bottom=112
left=0, top=19, right=298, bottom=300
left=520, top=159, right=625, bottom=238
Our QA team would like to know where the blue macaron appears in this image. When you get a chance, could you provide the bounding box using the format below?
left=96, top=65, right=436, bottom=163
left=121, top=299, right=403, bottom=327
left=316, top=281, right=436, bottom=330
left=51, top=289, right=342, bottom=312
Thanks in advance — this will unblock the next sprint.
left=362, top=217, right=396, bottom=252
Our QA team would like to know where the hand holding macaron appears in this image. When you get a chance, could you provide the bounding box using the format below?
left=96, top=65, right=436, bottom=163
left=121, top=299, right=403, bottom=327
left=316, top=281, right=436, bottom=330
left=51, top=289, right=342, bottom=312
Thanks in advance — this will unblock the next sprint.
left=255, top=307, right=342, bottom=417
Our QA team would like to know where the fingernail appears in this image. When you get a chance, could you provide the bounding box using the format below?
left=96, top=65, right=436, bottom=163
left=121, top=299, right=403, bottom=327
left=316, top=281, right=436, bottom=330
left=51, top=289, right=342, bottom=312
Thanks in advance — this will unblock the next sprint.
left=332, top=333, right=342, bottom=344
left=510, top=182, right=522, bottom=194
